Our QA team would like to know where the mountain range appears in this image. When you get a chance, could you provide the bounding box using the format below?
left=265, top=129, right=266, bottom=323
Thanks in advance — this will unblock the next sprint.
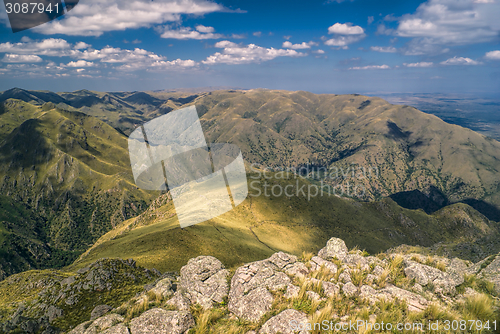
left=0, top=88, right=499, bottom=281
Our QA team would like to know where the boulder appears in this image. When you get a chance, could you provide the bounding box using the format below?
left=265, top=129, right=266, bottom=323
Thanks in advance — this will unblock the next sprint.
left=129, top=309, right=194, bottom=334
left=101, top=324, right=130, bottom=334
left=322, top=282, right=340, bottom=298
left=259, top=309, right=308, bottom=334
left=166, top=291, right=191, bottom=311
left=229, top=257, right=291, bottom=322
left=149, top=278, right=174, bottom=300
left=309, top=256, right=337, bottom=274
left=179, top=256, right=229, bottom=309
left=404, top=261, right=463, bottom=293
left=342, top=282, right=358, bottom=297
left=318, top=238, right=348, bottom=261
left=85, top=314, right=124, bottom=334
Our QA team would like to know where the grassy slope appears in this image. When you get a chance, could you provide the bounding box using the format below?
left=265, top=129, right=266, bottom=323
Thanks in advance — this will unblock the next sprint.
left=70, top=171, right=500, bottom=274
left=0, top=100, right=157, bottom=277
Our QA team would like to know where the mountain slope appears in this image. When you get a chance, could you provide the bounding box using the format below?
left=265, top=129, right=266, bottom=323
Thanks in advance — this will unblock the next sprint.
left=71, top=170, right=500, bottom=274
left=0, top=100, right=156, bottom=279
left=194, top=90, right=500, bottom=217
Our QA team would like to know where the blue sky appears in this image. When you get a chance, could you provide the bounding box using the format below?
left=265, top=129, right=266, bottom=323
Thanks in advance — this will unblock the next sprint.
left=0, top=0, right=499, bottom=94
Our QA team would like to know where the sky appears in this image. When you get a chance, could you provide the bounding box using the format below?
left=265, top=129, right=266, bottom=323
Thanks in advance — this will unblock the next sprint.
left=0, top=0, right=499, bottom=94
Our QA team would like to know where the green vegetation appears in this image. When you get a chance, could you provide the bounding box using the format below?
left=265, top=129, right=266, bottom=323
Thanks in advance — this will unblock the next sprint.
left=69, top=171, right=500, bottom=275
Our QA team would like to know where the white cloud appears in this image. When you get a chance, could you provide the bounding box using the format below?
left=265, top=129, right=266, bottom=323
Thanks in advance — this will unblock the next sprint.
left=396, top=0, right=500, bottom=54
left=2, top=54, right=43, bottom=63
left=203, top=41, right=305, bottom=65
left=282, top=41, right=317, bottom=49
left=440, top=56, right=481, bottom=65
left=485, top=50, right=500, bottom=59
left=0, top=38, right=73, bottom=56
left=196, top=25, right=215, bottom=33
left=349, top=64, right=390, bottom=70
left=368, top=16, right=374, bottom=24
left=404, top=61, right=434, bottom=67
left=32, top=0, right=225, bottom=36
left=158, top=25, right=223, bottom=39
left=328, top=23, right=364, bottom=35
left=313, top=49, right=325, bottom=54
left=370, top=46, right=397, bottom=53
left=66, top=60, right=95, bottom=67
left=324, top=35, right=364, bottom=47
left=325, top=23, right=365, bottom=47
left=253, top=31, right=262, bottom=37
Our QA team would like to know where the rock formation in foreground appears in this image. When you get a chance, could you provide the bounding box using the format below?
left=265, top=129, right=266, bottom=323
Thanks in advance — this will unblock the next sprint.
left=1, top=237, right=500, bottom=333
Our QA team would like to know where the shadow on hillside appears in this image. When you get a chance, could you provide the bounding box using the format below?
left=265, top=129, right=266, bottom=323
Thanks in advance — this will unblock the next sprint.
left=389, top=187, right=500, bottom=222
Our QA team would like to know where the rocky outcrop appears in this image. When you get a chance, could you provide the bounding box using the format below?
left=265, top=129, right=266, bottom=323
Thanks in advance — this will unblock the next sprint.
left=3, top=237, right=500, bottom=334
left=318, top=237, right=348, bottom=261
left=259, top=309, right=308, bottom=334
left=129, top=309, right=194, bottom=334
left=178, top=256, right=229, bottom=309
left=228, top=253, right=293, bottom=322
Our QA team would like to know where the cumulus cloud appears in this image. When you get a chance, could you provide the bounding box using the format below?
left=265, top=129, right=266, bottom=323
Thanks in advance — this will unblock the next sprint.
left=158, top=25, right=223, bottom=39
left=2, top=54, right=43, bottom=63
left=282, top=41, right=317, bottom=49
left=404, top=62, right=434, bottom=67
left=370, top=46, right=397, bottom=53
left=349, top=64, right=390, bottom=70
left=31, top=0, right=225, bottom=36
left=203, top=41, right=305, bottom=65
left=66, top=60, right=95, bottom=67
left=253, top=31, right=262, bottom=37
left=328, top=23, right=364, bottom=35
left=0, top=38, right=198, bottom=75
left=396, top=0, right=500, bottom=54
left=325, top=23, right=365, bottom=47
left=485, top=50, right=500, bottom=59
left=440, top=56, right=481, bottom=65
left=313, top=49, right=326, bottom=54
left=0, top=38, right=73, bottom=56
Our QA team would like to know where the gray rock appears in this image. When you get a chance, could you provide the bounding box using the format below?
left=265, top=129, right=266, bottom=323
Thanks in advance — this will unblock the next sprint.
left=284, top=284, right=300, bottom=299
left=344, top=254, right=369, bottom=271
left=372, top=266, right=385, bottom=277
left=338, top=271, right=351, bottom=283
left=259, top=309, right=308, bottom=334
left=129, top=309, right=194, bottom=334
left=404, top=261, right=463, bottom=293
left=179, top=256, right=229, bottom=309
left=101, top=324, right=130, bottom=334
left=306, top=291, right=321, bottom=301
left=85, top=314, right=124, bottom=334
left=149, top=278, right=174, bottom=300
left=44, top=305, right=63, bottom=322
left=318, top=237, right=348, bottom=261
left=322, top=281, right=340, bottom=298
left=166, top=291, right=190, bottom=311
left=67, top=321, right=92, bottom=334
left=309, top=256, right=337, bottom=274
left=342, top=282, right=358, bottom=297
left=229, top=257, right=291, bottom=322
left=90, top=305, right=112, bottom=320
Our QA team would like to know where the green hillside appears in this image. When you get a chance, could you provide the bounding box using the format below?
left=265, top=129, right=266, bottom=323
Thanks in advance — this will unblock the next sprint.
left=71, top=170, right=500, bottom=274
left=0, top=100, right=156, bottom=279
